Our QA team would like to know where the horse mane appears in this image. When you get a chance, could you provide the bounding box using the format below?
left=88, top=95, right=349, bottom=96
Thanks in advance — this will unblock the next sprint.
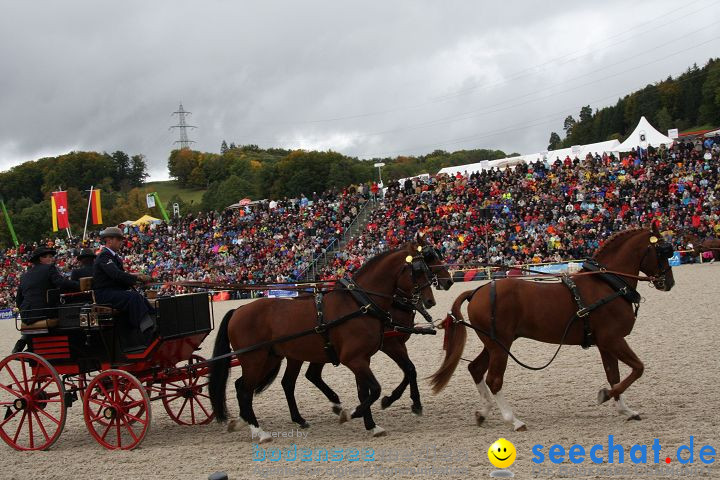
left=352, top=245, right=406, bottom=278
left=593, top=228, right=647, bottom=258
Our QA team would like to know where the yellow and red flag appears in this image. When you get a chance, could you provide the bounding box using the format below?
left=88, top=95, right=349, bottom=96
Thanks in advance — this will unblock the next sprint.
left=51, top=191, right=70, bottom=231
left=90, top=189, right=103, bottom=225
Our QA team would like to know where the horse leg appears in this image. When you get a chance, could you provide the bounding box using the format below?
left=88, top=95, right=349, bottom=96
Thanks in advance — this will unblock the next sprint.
left=305, top=363, right=346, bottom=416
left=485, top=347, right=527, bottom=432
left=467, top=348, right=492, bottom=426
left=380, top=341, right=421, bottom=415
left=340, top=359, right=385, bottom=436
left=599, top=349, right=641, bottom=421
left=281, top=358, right=310, bottom=428
left=229, top=355, right=279, bottom=443
left=357, top=378, right=387, bottom=437
left=597, top=338, right=644, bottom=410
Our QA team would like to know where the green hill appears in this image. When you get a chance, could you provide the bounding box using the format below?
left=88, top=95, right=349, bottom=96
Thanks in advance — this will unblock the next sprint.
left=143, top=181, right=206, bottom=207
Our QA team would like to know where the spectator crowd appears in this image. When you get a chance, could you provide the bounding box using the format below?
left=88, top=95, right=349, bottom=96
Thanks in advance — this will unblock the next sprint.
left=318, top=135, right=720, bottom=278
left=1, top=134, right=719, bottom=309
left=1, top=190, right=366, bottom=307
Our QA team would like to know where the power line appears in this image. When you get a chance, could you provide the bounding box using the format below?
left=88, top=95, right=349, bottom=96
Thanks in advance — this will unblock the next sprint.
left=234, top=0, right=719, bottom=127
left=361, top=59, right=716, bottom=158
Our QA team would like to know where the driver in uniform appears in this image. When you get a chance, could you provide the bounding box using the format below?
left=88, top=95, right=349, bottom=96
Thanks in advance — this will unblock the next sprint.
left=93, top=227, right=156, bottom=341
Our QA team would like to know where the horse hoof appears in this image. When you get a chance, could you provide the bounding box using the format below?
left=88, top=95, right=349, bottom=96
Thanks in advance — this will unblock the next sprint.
left=227, top=419, right=245, bottom=432
left=411, top=405, right=423, bottom=416
left=331, top=403, right=343, bottom=415
left=258, top=435, right=272, bottom=444
left=475, top=411, right=486, bottom=426
left=380, top=396, right=392, bottom=410
left=299, top=421, right=311, bottom=429
left=371, top=426, right=387, bottom=437
left=627, top=414, right=642, bottom=421
left=338, top=409, right=350, bottom=424
left=597, top=388, right=612, bottom=405
left=515, top=424, right=528, bottom=432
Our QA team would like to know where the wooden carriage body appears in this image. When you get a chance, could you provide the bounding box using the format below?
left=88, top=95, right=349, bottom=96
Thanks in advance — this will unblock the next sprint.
left=0, top=292, right=215, bottom=451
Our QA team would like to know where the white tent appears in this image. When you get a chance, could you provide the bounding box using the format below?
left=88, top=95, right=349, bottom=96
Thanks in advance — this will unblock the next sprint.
left=614, top=116, right=673, bottom=152
left=438, top=161, right=489, bottom=176
left=546, top=139, right=620, bottom=162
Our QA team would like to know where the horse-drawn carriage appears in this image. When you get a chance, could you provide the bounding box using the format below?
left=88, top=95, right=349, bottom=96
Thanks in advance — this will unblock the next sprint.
left=0, top=290, right=215, bottom=451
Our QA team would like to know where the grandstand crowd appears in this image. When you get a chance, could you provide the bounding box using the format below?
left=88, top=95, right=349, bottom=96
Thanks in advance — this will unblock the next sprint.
left=1, top=134, right=719, bottom=309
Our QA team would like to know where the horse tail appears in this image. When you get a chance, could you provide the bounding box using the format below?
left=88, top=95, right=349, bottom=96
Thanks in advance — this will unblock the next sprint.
left=254, top=360, right=282, bottom=394
left=428, top=289, right=474, bottom=394
left=209, top=308, right=236, bottom=423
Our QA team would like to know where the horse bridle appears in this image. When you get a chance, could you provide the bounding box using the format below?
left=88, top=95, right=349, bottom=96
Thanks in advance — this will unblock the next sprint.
left=394, top=248, right=437, bottom=311
left=639, top=236, right=674, bottom=289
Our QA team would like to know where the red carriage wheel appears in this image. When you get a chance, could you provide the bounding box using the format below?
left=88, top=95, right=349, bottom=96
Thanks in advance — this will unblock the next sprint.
left=83, top=370, right=151, bottom=450
left=0, top=352, right=66, bottom=451
left=161, top=355, right=214, bottom=425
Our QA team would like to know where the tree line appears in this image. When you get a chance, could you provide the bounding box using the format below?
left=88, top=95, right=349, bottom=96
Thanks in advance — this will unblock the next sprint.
left=168, top=145, right=511, bottom=212
left=548, top=58, right=720, bottom=150
left=0, top=151, right=148, bottom=246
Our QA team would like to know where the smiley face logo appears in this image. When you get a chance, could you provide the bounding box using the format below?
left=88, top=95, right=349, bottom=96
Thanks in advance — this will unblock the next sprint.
left=488, top=438, right=516, bottom=469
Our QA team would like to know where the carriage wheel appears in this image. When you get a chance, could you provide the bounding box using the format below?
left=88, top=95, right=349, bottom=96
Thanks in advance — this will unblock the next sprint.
left=83, top=370, right=151, bottom=450
left=161, top=355, right=214, bottom=425
left=0, top=352, right=66, bottom=451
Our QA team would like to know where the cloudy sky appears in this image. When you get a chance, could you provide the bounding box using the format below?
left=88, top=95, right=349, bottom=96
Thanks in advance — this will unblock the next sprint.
left=1, top=0, right=718, bottom=180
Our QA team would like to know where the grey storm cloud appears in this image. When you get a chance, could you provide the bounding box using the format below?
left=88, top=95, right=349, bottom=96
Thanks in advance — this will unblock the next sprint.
left=0, top=0, right=718, bottom=179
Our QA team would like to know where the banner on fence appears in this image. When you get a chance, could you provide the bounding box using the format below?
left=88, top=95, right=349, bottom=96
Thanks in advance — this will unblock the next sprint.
left=525, top=262, right=582, bottom=275
left=268, top=286, right=299, bottom=298
left=0, top=308, right=16, bottom=321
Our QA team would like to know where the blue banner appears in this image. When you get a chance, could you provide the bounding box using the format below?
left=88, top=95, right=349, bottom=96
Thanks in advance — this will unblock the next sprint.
left=669, top=251, right=681, bottom=267
left=268, top=286, right=299, bottom=298
left=0, top=308, right=16, bottom=321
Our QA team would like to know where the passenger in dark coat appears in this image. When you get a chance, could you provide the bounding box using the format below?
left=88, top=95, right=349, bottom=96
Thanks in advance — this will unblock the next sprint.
left=70, top=248, right=96, bottom=281
left=12, top=246, right=79, bottom=353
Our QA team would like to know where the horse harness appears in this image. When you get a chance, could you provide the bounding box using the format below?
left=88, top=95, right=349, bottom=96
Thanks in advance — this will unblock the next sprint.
left=478, top=259, right=643, bottom=350
left=313, top=252, right=436, bottom=365
left=562, top=260, right=642, bottom=349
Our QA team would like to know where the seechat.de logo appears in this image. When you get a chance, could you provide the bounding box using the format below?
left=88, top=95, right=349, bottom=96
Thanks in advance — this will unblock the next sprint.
left=532, top=435, right=715, bottom=465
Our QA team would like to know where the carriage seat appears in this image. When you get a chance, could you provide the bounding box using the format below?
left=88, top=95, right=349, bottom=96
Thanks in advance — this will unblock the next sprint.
left=79, top=276, right=93, bottom=292
left=20, top=318, right=59, bottom=330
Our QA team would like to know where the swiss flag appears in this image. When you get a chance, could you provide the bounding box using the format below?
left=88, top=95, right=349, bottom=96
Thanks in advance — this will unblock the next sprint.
left=51, top=191, right=70, bottom=231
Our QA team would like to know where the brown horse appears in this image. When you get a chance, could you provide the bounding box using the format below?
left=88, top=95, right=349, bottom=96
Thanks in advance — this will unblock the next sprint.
left=280, top=241, right=453, bottom=429
left=209, top=236, right=438, bottom=442
left=430, top=225, right=675, bottom=431
left=683, top=233, right=720, bottom=262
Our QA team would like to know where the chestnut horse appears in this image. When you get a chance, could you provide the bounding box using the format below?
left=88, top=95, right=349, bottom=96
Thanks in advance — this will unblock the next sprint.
left=280, top=241, right=453, bottom=429
left=683, top=233, right=720, bottom=262
left=209, top=238, right=437, bottom=442
left=430, top=225, right=675, bottom=431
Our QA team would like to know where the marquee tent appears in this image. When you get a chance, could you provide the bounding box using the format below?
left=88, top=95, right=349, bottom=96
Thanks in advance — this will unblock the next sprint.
left=546, top=139, right=620, bottom=162
left=132, top=215, right=162, bottom=225
left=614, top=116, right=673, bottom=152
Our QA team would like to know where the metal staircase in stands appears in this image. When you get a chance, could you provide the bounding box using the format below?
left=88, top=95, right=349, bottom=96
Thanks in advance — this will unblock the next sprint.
left=303, top=197, right=379, bottom=281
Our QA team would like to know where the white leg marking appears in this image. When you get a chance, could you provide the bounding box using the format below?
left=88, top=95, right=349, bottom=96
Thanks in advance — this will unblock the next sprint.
left=250, top=425, right=272, bottom=444
left=475, top=381, right=492, bottom=418
left=494, top=390, right=527, bottom=431
left=614, top=394, right=640, bottom=419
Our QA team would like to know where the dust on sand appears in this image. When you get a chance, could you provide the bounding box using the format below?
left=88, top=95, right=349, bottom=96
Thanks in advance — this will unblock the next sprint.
left=0, top=264, right=717, bottom=479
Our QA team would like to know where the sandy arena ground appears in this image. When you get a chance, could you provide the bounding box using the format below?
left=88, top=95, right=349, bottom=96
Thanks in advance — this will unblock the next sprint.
left=0, top=263, right=718, bottom=479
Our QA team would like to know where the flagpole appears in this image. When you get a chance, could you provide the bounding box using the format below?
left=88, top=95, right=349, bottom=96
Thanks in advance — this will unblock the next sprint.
left=83, top=186, right=94, bottom=243
left=0, top=199, right=19, bottom=247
